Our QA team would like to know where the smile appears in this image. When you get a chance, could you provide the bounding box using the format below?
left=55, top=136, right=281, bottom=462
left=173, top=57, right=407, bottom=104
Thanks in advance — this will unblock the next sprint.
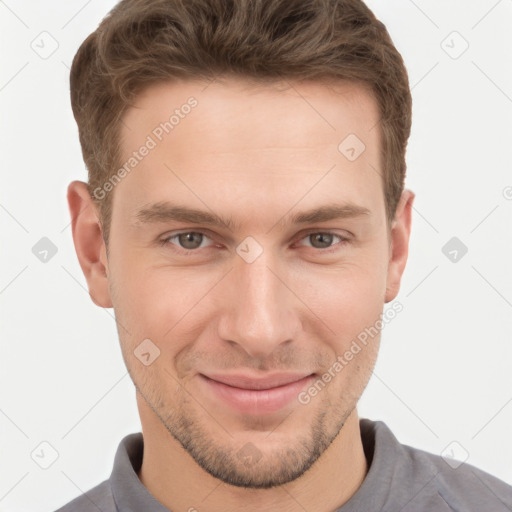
left=198, top=373, right=316, bottom=415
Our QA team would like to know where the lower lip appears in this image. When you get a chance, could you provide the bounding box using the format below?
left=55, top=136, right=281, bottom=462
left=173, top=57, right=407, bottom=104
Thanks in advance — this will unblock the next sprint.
left=199, top=374, right=316, bottom=415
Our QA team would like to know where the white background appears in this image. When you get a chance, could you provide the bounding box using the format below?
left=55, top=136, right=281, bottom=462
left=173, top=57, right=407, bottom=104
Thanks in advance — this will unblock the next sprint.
left=1, top=1, right=511, bottom=510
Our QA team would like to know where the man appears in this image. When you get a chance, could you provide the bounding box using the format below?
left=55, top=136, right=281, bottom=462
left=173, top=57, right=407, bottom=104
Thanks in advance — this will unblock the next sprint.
left=58, top=0, right=512, bottom=510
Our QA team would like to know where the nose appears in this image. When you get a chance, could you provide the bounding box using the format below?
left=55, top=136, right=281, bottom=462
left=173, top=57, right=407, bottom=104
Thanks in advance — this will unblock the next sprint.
left=216, top=250, right=302, bottom=359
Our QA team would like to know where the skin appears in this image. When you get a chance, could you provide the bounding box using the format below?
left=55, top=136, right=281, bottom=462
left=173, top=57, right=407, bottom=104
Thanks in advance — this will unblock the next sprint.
left=68, top=77, right=414, bottom=512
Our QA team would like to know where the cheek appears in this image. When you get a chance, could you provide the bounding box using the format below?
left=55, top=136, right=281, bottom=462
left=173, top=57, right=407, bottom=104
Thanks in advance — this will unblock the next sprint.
left=309, top=266, right=384, bottom=388
left=296, top=256, right=387, bottom=324
left=110, top=257, right=207, bottom=348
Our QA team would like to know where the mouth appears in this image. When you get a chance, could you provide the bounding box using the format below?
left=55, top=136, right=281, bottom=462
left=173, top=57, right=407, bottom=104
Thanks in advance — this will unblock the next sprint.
left=198, top=372, right=316, bottom=415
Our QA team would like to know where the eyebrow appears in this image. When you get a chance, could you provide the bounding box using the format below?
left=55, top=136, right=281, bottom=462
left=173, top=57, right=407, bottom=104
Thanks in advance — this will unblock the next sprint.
left=133, top=201, right=371, bottom=231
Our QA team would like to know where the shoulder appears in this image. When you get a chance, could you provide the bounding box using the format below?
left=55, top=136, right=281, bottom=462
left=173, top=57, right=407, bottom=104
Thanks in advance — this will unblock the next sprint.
left=359, top=419, right=512, bottom=511
left=402, top=442, right=512, bottom=510
left=53, top=479, right=115, bottom=512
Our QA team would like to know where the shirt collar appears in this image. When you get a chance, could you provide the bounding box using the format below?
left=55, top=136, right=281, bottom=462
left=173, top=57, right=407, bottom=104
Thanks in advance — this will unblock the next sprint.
left=110, top=432, right=170, bottom=512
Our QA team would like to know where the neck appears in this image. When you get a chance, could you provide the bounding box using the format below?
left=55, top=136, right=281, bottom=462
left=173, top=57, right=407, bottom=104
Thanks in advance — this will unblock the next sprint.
left=137, top=401, right=367, bottom=512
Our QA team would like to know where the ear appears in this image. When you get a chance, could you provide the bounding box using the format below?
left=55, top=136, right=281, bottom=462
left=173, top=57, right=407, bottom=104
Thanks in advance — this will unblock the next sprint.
left=67, top=180, right=112, bottom=308
left=385, top=189, right=415, bottom=303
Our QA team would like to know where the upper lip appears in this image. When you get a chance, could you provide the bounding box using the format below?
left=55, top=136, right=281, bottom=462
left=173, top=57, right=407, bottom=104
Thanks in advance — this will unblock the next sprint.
left=201, top=372, right=314, bottom=390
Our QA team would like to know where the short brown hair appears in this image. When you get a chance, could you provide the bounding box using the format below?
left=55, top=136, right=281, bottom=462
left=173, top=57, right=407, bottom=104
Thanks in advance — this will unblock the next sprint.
left=70, top=0, right=412, bottom=245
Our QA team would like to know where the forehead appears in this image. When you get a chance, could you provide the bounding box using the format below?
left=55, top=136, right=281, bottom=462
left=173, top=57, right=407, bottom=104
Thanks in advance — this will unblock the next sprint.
left=112, top=77, right=383, bottom=230
left=120, top=77, right=379, bottom=152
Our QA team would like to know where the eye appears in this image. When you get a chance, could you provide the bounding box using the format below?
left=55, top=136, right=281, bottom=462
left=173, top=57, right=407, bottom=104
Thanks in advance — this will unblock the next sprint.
left=160, top=231, right=214, bottom=252
left=295, top=231, right=350, bottom=252
left=159, top=230, right=350, bottom=254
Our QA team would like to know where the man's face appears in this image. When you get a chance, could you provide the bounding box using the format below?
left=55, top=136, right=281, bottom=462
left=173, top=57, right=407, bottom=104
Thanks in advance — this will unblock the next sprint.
left=97, top=78, right=407, bottom=488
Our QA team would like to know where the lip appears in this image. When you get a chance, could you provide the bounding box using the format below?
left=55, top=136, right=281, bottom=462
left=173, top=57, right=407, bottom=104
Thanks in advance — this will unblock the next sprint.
left=199, top=372, right=316, bottom=415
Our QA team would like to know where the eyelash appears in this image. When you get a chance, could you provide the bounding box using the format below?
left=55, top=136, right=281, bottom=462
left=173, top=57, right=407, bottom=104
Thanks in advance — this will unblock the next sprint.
left=158, top=230, right=351, bottom=255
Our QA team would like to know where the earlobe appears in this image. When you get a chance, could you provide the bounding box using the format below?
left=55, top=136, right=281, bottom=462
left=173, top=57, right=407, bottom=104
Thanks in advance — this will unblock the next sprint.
left=384, top=189, right=415, bottom=303
left=67, top=180, right=113, bottom=308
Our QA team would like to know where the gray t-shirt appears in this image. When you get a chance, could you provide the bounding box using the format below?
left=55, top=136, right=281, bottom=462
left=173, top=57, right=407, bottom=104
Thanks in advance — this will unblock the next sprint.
left=54, top=418, right=512, bottom=511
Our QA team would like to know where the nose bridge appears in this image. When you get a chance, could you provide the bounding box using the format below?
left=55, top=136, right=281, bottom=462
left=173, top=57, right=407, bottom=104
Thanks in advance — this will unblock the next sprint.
left=218, top=249, right=299, bottom=358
